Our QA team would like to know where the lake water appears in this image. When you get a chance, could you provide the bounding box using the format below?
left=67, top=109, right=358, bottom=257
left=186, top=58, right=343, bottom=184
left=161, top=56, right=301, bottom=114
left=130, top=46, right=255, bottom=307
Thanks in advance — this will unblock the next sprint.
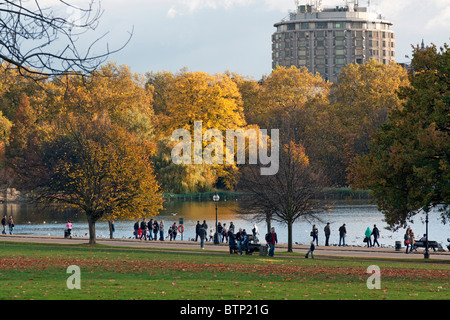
left=1, top=200, right=449, bottom=247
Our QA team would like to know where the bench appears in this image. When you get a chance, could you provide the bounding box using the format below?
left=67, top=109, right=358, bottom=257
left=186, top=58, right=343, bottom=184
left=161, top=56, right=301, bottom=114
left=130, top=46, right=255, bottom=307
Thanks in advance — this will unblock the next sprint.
left=413, top=241, right=439, bottom=251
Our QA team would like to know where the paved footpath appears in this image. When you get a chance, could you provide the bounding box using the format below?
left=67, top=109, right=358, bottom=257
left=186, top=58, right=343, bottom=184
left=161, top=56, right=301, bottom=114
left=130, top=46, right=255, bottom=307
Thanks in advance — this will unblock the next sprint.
left=1, top=234, right=449, bottom=261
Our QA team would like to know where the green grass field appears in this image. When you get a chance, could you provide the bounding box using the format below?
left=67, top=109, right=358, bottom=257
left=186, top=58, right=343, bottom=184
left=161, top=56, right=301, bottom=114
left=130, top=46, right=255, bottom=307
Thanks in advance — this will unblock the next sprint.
left=0, top=241, right=448, bottom=300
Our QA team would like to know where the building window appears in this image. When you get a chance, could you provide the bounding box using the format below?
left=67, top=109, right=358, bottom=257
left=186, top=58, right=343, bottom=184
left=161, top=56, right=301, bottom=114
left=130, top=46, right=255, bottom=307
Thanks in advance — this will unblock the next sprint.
left=316, top=22, right=328, bottom=29
left=335, top=39, right=345, bottom=46
left=335, top=30, right=345, bottom=37
left=298, top=40, right=307, bottom=47
left=316, top=40, right=325, bottom=47
left=287, top=23, right=296, bottom=31
left=334, top=22, right=345, bottom=29
left=335, top=57, right=345, bottom=65
left=335, top=49, right=345, bottom=55
left=301, top=22, right=310, bottom=30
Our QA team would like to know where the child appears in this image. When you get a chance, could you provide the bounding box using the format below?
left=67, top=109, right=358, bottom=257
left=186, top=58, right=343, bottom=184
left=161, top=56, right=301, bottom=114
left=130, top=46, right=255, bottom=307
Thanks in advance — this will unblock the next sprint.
left=305, top=241, right=315, bottom=259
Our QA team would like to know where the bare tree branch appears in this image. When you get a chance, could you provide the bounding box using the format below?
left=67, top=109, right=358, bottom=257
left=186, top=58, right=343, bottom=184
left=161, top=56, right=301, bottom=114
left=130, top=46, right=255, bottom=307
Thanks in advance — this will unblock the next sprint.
left=0, top=0, right=132, bottom=79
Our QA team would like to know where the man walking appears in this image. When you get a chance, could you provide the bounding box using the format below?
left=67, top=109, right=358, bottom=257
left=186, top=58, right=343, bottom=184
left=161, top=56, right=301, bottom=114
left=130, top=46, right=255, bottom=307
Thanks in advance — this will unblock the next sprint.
left=324, top=223, right=331, bottom=246
left=266, top=227, right=278, bottom=257
left=1, top=215, right=6, bottom=235
left=372, top=224, right=380, bottom=247
left=140, top=218, right=147, bottom=240
left=339, top=224, right=347, bottom=246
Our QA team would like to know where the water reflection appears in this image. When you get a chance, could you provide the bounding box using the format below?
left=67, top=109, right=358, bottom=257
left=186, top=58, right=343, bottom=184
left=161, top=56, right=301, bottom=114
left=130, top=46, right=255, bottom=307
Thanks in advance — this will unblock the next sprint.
left=1, top=200, right=449, bottom=247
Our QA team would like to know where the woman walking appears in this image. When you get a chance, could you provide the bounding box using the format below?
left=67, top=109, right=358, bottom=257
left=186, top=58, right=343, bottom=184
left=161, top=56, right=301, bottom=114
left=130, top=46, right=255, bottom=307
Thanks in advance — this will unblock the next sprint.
left=311, top=225, right=319, bottom=246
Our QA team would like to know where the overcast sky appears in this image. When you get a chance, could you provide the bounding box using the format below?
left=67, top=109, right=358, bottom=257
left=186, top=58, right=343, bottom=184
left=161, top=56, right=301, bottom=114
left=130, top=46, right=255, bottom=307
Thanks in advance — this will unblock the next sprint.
left=70, top=0, right=450, bottom=79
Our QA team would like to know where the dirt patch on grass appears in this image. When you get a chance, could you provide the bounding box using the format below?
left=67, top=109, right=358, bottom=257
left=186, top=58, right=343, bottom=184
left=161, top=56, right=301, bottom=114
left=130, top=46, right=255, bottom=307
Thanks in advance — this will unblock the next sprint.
left=1, top=256, right=449, bottom=281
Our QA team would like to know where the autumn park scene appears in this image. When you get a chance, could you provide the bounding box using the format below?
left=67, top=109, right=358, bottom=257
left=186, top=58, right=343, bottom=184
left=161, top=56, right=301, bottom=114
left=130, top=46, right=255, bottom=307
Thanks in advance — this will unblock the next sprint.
left=0, top=0, right=448, bottom=307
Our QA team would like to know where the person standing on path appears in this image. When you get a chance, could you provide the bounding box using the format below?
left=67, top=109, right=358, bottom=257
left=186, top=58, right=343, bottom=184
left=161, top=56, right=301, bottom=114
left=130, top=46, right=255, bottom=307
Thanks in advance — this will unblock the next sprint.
left=324, top=223, right=331, bottom=246
left=305, top=241, right=315, bottom=259
left=153, top=220, right=159, bottom=241
left=266, top=227, right=278, bottom=257
left=195, top=221, right=201, bottom=241
left=1, top=215, right=6, bottom=234
left=339, top=224, right=346, bottom=246
left=404, top=228, right=411, bottom=253
left=199, top=224, right=207, bottom=249
left=159, top=220, right=165, bottom=241
left=372, top=224, right=380, bottom=247
left=66, top=220, right=73, bottom=239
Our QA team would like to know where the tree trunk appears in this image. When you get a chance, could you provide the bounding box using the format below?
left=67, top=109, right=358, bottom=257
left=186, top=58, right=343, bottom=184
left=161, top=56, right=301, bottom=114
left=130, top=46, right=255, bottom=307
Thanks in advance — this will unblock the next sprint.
left=265, top=215, right=272, bottom=234
left=287, top=220, right=293, bottom=253
left=87, top=215, right=97, bottom=245
left=108, top=220, right=114, bottom=239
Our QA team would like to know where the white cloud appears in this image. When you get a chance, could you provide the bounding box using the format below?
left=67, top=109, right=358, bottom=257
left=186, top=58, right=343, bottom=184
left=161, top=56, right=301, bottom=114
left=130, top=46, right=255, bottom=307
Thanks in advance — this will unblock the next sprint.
left=164, top=0, right=292, bottom=18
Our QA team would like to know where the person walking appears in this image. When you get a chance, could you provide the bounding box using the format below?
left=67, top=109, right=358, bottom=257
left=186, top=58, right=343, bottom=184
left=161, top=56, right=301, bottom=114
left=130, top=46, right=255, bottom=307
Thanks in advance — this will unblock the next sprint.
left=266, top=227, right=278, bottom=257
left=311, top=225, right=319, bottom=246
left=133, top=220, right=140, bottom=239
left=364, top=226, right=372, bottom=247
left=372, top=224, right=380, bottom=247
left=199, top=224, right=207, bottom=249
left=195, top=221, right=201, bottom=241
left=305, top=241, right=315, bottom=259
left=147, top=219, right=154, bottom=240
left=66, top=220, right=73, bottom=239
left=7, top=216, right=14, bottom=234
left=140, top=218, right=147, bottom=240
left=324, top=223, right=331, bottom=246
left=1, top=215, right=7, bottom=234
left=339, top=224, right=346, bottom=246
left=171, top=222, right=177, bottom=240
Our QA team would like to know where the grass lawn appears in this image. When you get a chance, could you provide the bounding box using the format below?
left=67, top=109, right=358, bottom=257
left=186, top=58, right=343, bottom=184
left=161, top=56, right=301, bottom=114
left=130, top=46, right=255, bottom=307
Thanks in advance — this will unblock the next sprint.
left=0, top=241, right=448, bottom=300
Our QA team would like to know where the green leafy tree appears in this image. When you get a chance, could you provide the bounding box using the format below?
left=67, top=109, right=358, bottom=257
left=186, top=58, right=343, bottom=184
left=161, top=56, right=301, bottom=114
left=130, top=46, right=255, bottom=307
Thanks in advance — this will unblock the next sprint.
left=350, top=44, right=449, bottom=229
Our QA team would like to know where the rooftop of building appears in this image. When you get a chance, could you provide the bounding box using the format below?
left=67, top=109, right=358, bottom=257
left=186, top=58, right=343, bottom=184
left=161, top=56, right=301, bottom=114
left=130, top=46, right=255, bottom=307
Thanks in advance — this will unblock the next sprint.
left=275, top=1, right=392, bottom=26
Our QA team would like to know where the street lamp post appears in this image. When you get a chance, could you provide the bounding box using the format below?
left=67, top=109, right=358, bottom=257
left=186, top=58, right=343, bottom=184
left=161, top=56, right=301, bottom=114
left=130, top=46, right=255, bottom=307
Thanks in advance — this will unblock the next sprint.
left=213, top=192, right=220, bottom=245
left=424, top=211, right=430, bottom=259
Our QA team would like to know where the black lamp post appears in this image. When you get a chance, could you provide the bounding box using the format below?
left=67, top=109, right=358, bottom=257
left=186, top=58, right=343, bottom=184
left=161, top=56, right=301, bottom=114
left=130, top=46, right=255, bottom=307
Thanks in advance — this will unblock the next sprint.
left=424, top=211, right=430, bottom=259
left=213, top=192, right=220, bottom=245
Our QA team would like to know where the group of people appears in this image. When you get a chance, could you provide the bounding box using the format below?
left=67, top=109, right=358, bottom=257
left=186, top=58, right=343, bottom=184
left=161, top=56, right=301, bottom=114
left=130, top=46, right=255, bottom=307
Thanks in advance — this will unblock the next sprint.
left=1, top=215, right=14, bottom=235
left=404, top=228, right=420, bottom=254
left=310, top=223, right=350, bottom=247
left=133, top=218, right=179, bottom=241
left=194, top=220, right=278, bottom=257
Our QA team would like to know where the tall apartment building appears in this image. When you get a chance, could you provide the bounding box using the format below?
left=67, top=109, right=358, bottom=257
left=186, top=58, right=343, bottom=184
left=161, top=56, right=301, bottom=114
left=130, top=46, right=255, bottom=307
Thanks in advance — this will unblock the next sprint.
left=272, top=1, right=395, bottom=82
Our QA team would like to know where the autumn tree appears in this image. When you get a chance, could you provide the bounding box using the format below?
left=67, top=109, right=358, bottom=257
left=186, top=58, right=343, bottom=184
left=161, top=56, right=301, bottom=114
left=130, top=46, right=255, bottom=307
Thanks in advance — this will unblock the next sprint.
left=256, top=66, right=330, bottom=142
left=350, top=44, right=449, bottom=229
left=324, top=60, right=409, bottom=185
left=152, top=71, right=247, bottom=193
left=9, top=114, right=163, bottom=244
